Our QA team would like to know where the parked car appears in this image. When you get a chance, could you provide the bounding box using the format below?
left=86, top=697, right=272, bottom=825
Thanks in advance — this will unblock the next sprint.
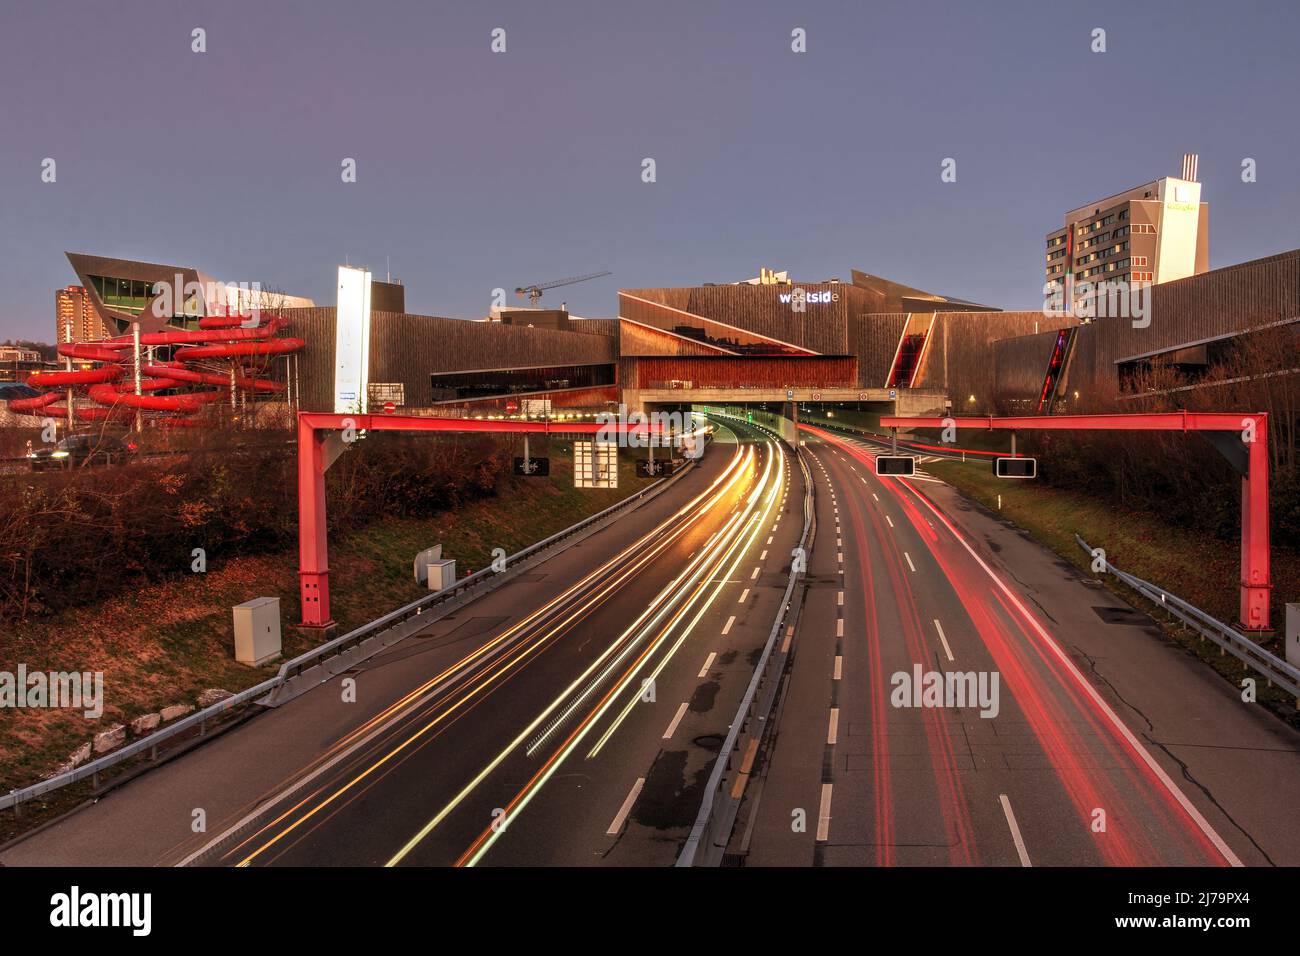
left=27, top=433, right=138, bottom=471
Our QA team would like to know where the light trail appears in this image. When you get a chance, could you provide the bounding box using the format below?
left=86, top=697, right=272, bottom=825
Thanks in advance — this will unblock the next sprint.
left=220, top=440, right=756, bottom=867
left=447, top=439, right=785, bottom=866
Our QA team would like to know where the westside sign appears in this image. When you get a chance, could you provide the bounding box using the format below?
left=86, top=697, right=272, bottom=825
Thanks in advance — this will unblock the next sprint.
left=778, top=289, right=837, bottom=305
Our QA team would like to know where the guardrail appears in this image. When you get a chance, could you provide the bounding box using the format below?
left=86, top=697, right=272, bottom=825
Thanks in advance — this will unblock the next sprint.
left=1076, top=534, right=1300, bottom=700
left=2, top=458, right=698, bottom=815
left=677, top=426, right=815, bottom=866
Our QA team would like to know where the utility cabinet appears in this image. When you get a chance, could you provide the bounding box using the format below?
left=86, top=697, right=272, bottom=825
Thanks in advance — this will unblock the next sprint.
left=426, top=559, right=457, bottom=592
left=233, top=596, right=282, bottom=666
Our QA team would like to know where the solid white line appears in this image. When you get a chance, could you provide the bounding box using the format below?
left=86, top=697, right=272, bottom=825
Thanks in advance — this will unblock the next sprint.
left=697, top=651, right=717, bottom=678
left=816, top=783, right=833, bottom=841
left=833, top=655, right=842, bottom=680
left=933, top=619, right=954, bottom=662
left=607, top=778, right=646, bottom=835
left=904, top=552, right=916, bottom=572
left=999, top=794, right=1032, bottom=867
left=827, top=708, right=840, bottom=745
left=738, top=588, right=749, bottom=603
left=722, top=615, right=735, bottom=635
left=662, top=702, right=689, bottom=740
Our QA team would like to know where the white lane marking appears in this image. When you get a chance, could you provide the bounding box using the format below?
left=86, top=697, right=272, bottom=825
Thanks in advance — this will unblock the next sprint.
left=816, top=784, right=833, bottom=841
left=722, top=615, right=736, bottom=635
left=662, top=703, right=689, bottom=740
left=904, top=552, right=916, bottom=572
left=837, top=552, right=843, bottom=563
left=750, top=567, right=761, bottom=580
left=766, top=536, right=773, bottom=545
left=827, top=708, right=840, bottom=745
left=698, top=651, right=717, bottom=678
left=833, top=655, right=842, bottom=680
left=885, top=515, right=894, bottom=528
left=904, top=485, right=1243, bottom=867
left=607, top=778, right=646, bottom=835
left=760, top=549, right=768, bottom=560
left=837, top=591, right=844, bottom=606
left=836, top=618, right=844, bottom=638
left=933, top=619, right=955, bottom=662
left=999, top=794, right=1032, bottom=867
left=872, top=493, right=879, bottom=502
left=837, top=537, right=842, bottom=547
left=738, top=588, right=750, bottom=603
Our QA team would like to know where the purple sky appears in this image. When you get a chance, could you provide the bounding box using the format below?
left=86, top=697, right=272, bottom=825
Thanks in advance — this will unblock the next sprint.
left=2, top=0, right=1297, bottom=341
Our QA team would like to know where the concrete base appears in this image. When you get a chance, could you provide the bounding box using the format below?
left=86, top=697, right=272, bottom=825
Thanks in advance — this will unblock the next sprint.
left=295, top=622, right=338, bottom=642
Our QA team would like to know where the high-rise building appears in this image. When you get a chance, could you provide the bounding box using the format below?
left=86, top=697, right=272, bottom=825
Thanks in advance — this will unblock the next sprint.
left=1045, top=154, right=1209, bottom=306
left=55, top=285, right=110, bottom=343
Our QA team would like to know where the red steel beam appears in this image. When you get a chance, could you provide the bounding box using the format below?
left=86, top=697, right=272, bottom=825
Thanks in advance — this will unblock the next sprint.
left=879, top=411, right=1271, bottom=631
left=297, top=413, right=667, bottom=627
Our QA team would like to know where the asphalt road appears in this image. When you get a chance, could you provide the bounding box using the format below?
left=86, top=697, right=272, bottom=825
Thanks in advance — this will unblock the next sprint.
left=0, top=417, right=804, bottom=867
left=742, top=424, right=1300, bottom=866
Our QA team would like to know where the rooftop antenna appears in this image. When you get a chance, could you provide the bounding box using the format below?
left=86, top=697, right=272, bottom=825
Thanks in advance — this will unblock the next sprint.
left=386, top=255, right=391, bottom=283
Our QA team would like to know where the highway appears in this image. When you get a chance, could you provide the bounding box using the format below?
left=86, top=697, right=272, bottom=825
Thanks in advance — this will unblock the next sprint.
left=5, top=415, right=1300, bottom=869
left=0, top=417, right=806, bottom=867
left=740, top=423, right=1300, bottom=866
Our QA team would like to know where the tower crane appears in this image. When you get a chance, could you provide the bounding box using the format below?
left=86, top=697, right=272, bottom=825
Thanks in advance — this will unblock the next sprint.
left=514, top=270, right=612, bottom=306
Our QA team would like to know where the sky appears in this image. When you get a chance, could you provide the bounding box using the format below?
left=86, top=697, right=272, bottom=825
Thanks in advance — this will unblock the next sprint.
left=1, top=0, right=1297, bottom=341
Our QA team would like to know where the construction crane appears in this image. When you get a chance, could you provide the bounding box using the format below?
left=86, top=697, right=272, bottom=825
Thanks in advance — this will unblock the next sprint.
left=514, top=270, right=612, bottom=306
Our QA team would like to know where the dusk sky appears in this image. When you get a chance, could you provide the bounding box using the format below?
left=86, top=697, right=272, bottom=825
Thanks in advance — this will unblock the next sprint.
left=2, top=0, right=1297, bottom=341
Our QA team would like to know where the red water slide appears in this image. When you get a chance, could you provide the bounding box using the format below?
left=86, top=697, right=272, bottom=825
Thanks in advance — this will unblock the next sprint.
left=28, top=366, right=125, bottom=387
left=13, top=313, right=304, bottom=426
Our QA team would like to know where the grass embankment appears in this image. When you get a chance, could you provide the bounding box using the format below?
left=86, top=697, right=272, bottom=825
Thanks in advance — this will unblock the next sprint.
left=0, top=445, right=652, bottom=798
left=921, top=454, right=1300, bottom=717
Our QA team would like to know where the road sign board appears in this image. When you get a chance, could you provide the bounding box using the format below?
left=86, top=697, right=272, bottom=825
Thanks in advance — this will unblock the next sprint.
left=382, top=400, right=396, bottom=414
left=514, top=456, right=550, bottom=476
left=994, top=457, right=1037, bottom=478
left=875, top=455, right=915, bottom=477
left=574, top=441, right=617, bottom=488
left=505, top=400, right=519, bottom=413
left=636, top=459, right=664, bottom=478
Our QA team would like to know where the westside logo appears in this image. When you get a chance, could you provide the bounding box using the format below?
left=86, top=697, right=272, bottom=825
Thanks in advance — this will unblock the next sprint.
left=778, top=289, right=837, bottom=304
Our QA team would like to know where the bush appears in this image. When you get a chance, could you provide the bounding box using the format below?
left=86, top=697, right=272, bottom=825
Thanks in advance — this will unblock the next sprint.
left=0, top=429, right=510, bottom=620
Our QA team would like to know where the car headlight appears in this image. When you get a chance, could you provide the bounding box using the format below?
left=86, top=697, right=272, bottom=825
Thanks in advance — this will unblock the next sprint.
left=51, top=450, right=70, bottom=458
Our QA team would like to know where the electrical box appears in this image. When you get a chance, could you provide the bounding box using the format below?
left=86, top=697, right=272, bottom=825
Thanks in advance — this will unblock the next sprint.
left=413, top=545, right=443, bottom=584
left=426, top=558, right=457, bottom=592
left=233, top=597, right=282, bottom=667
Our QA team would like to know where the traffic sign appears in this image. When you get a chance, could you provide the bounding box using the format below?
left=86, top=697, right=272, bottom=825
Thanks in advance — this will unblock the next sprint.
left=994, top=457, right=1036, bottom=479
left=875, top=455, right=915, bottom=477
left=513, top=456, right=550, bottom=476
left=505, top=400, right=519, bottom=414
left=382, top=401, right=396, bottom=414
left=636, top=459, right=664, bottom=478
